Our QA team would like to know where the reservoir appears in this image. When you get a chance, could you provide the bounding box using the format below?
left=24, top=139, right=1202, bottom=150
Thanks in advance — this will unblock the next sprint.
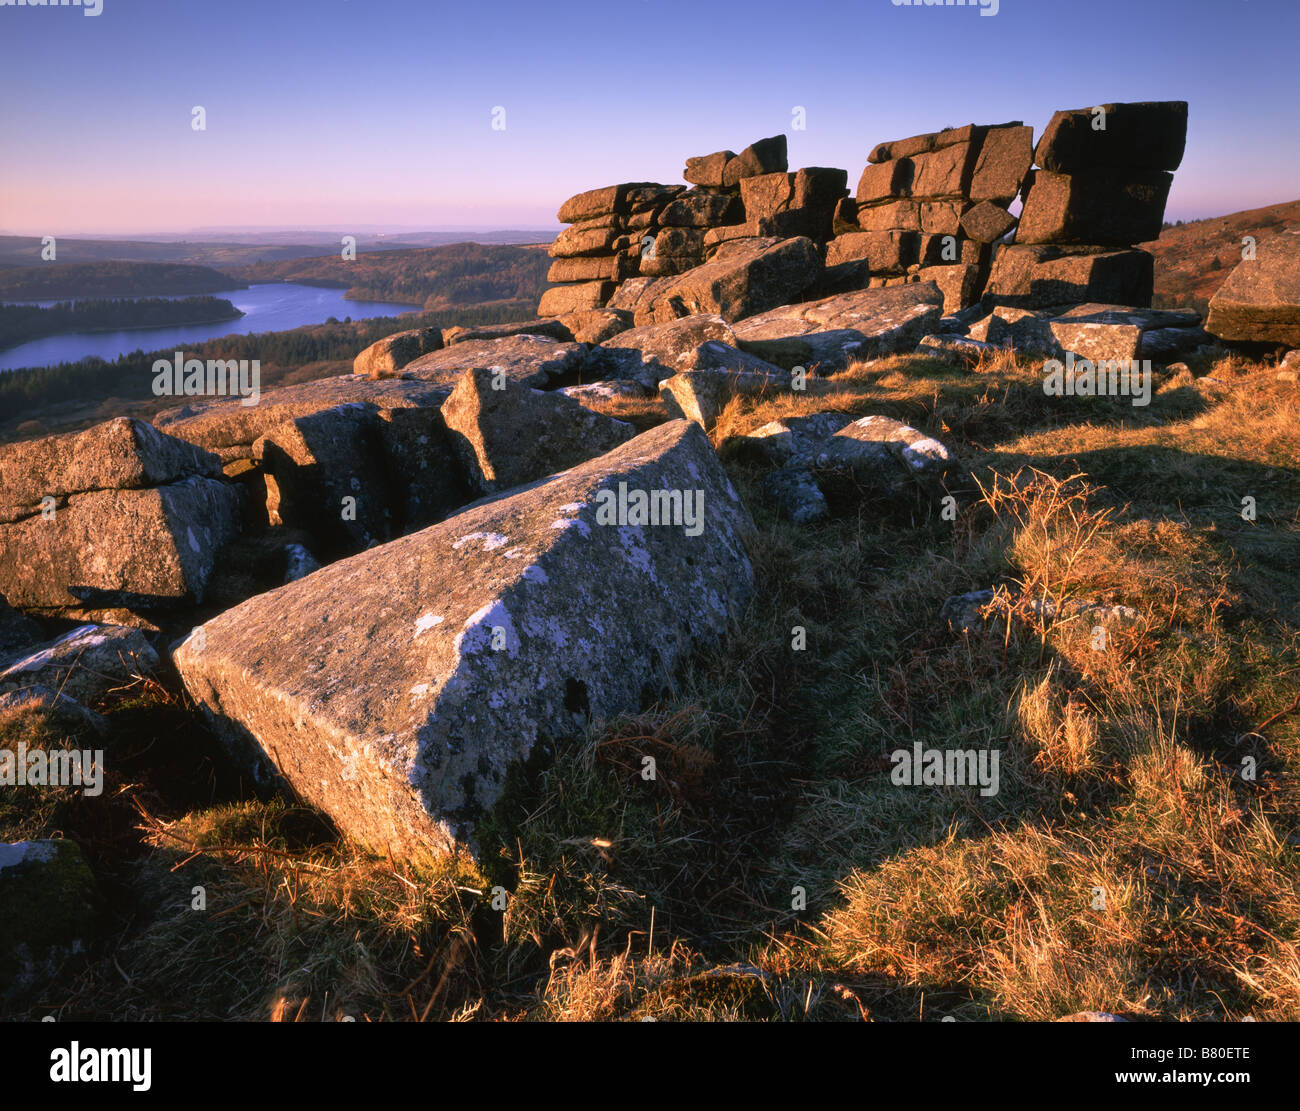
left=0, top=283, right=417, bottom=371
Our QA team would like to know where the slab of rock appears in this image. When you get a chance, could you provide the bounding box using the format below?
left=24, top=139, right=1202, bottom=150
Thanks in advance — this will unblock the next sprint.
left=643, top=237, right=822, bottom=323
left=556, top=183, right=652, bottom=225
left=763, top=466, right=829, bottom=524
left=594, top=314, right=739, bottom=387
left=960, top=201, right=1017, bottom=244
left=968, top=124, right=1033, bottom=204
left=0, top=624, right=159, bottom=703
left=1206, top=233, right=1300, bottom=346
left=156, top=375, right=449, bottom=459
left=0, top=475, right=241, bottom=611
left=1035, top=102, right=1188, bottom=173
left=984, top=245, right=1154, bottom=310
left=825, top=230, right=919, bottom=273
left=548, top=225, right=621, bottom=259
left=813, top=415, right=961, bottom=503
left=856, top=200, right=922, bottom=232
left=537, top=281, right=616, bottom=316
left=560, top=380, right=654, bottom=403
left=1017, top=169, right=1173, bottom=246
left=442, top=368, right=636, bottom=495
left=400, top=335, right=590, bottom=389
left=722, top=135, right=788, bottom=186
left=0, top=840, right=99, bottom=1000
left=732, top=284, right=944, bottom=368
left=352, top=327, right=443, bottom=377
left=916, top=263, right=985, bottom=313
left=659, top=192, right=742, bottom=228
left=546, top=256, right=619, bottom=283
left=556, top=308, right=633, bottom=345
left=916, top=334, right=998, bottom=367
left=1139, top=326, right=1211, bottom=362
left=684, top=150, right=735, bottom=187
left=867, top=123, right=992, bottom=165
left=0, top=418, right=222, bottom=525
left=659, top=367, right=792, bottom=429
left=442, top=319, right=574, bottom=346
left=734, top=412, right=854, bottom=466
left=173, top=420, right=754, bottom=858
left=919, top=200, right=970, bottom=237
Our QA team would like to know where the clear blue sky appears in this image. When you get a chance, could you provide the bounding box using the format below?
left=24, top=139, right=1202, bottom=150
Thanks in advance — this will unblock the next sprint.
left=0, top=0, right=1295, bottom=235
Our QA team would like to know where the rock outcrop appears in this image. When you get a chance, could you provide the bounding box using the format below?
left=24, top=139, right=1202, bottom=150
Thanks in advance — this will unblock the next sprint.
left=0, top=419, right=240, bottom=611
left=173, top=420, right=755, bottom=859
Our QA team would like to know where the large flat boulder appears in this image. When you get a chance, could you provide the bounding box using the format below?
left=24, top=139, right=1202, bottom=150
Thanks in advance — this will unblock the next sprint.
left=1206, top=233, right=1300, bottom=347
left=1034, top=102, right=1188, bottom=174
left=593, top=315, right=739, bottom=387
left=155, top=375, right=449, bottom=460
left=173, top=420, right=755, bottom=858
left=642, top=237, right=822, bottom=323
left=984, top=245, right=1154, bottom=310
left=399, top=335, right=590, bottom=389
left=731, top=284, right=945, bottom=369
left=441, top=368, right=636, bottom=495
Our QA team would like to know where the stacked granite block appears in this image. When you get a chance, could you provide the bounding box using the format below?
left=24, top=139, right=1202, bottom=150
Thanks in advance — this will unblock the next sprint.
left=984, top=102, right=1187, bottom=310
left=826, top=122, right=1033, bottom=312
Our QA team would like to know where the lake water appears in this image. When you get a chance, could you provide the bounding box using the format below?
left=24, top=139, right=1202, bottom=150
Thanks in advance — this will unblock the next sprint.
left=0, top=283, right=419, bottom=371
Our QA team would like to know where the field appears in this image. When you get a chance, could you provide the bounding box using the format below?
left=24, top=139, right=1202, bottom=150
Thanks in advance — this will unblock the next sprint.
left=6, top=343, right=1297, bottom=1021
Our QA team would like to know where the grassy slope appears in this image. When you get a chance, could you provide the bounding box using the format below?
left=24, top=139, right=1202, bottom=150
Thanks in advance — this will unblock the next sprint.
left=5, top=344, right=1297, bottom=1022
left=1143, top=198, right=1300, bottom=315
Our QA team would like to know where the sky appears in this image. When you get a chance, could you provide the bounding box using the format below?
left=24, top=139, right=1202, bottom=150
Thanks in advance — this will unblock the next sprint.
left=0, top=0, right=1296, bottom=236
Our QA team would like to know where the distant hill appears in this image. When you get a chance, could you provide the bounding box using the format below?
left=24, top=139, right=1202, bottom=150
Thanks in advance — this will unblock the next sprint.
left=0, top=230, right=557, bottom=270
left=225, top=242, right=553, bottom=310
left=0, top=261, right=247, bottom=300
left=1142, top=198, right=1300, bottom=315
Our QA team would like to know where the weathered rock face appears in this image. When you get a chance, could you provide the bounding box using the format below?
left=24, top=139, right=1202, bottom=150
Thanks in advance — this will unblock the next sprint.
left=983, top=245, right=1154, bottom=310
left=375, top=407, right=469, bottom=532
left=1034, top=102, right=1188, bottom=173
left=1017, top=169, right=1173, bottom=246
left=537, top=282, right=618, bottom=317
left=0, top=840, right=99, bottom=999
left=174, top=420, right=755, bottom=859
left=642, top=237, right=823, bottom=323
left=255, top=404, right=395, bottom=555
left=0, top=624, right=159, bottom=703
left=352, top=327, right=443, bottom=377
left=960, top=200, right=1018, bottom=244
left=400, top=335, right=591, bottom=389
left=156, top=375, right=449, bottom=460
left=441, top=368, right=636, bottom=495
left=731, top=284, right=945, bottom=369
left=556, top=308, right=633, bottom=344
left=1206, top=233, right=1300, bottom=347
left=0, top=418, right=221, bottom=525
left=0, top=424, right=241, bottom=612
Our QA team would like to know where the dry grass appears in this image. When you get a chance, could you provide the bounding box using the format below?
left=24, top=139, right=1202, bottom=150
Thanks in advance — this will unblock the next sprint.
left=4, top=346, right=1299, bottom=1021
